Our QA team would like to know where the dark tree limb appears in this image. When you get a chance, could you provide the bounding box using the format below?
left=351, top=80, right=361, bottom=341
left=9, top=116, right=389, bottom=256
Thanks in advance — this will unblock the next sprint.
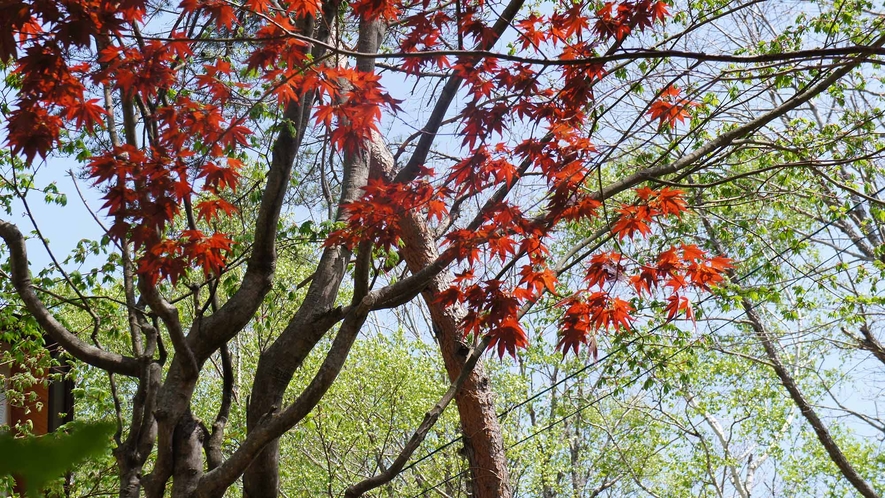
left=700, top=208, right=881, bottom=498
left=858, top=325, right=885, bottom=367
left=139, top=276, right=197, bottom=376
left=741, top=301, right=880, bottom=498
left=201, top=298, right=375, bottom=498
left=193, top=9, right=327, bottom=360
left=343, top=335, right=491, bottom=497
left=204, top=344, right=234, bottom=470
left=243, top=15, right=386, bottom=498
left=0, top=220, right=140, bottom=376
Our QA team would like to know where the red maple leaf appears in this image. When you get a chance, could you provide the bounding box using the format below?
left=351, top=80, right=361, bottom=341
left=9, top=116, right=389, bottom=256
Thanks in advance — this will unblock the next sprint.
left=681, top=244, right=706, bottom=261
left=653, top=187, right=688, bottom=216
left=487, top=318, right=529, bottom=359
left=7, top=105, right=62, bottom=162
left=65, top=98, right=108, bottom=131
left=665, top=294, right=694, bottom=321
left=612, top=205, right=653, bottom=240
left=647, top=86, right=696, bottom=129
left=194, top=198, right=238, bottom=222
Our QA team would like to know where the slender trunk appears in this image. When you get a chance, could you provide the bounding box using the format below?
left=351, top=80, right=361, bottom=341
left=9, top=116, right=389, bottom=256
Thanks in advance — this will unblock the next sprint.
left=399, top=214, right=512, bottom=498
left=700, top=212, right=880, bottom=498
left=115, top=351, right=160, bottom=498
left=361, top=122, right=513, bottom=497
left=204, top=345, right=233, bottom=471
left=742, top=301, right=880, bottom=498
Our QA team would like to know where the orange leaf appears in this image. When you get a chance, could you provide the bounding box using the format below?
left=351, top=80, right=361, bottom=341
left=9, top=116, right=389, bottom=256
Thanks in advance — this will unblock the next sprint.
left=665, top=294, right=694, bottom=322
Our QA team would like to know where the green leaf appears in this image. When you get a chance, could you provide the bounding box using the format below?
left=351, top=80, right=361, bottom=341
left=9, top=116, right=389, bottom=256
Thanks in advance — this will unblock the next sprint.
left=0, top=421, right=115, bottom=497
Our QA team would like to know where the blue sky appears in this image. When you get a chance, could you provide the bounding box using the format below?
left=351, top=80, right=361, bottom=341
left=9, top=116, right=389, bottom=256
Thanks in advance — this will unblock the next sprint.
left=8, top=157, right=107, bottom=272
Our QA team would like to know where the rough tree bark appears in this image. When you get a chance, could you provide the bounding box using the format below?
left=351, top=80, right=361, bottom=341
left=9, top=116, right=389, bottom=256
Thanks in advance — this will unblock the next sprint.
left=395, top=192, right=511, bottom=497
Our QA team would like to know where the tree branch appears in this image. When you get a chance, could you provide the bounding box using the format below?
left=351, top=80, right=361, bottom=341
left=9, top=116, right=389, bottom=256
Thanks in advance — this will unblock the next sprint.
left=199, top=301, right=372, bottom=497
left=740, top=300, right=880, bottom=498
left=0, top=219, right=140, bottom=376
left=343, top=335, right=491, bottom=497
left=594, top=32, right=885, bottom=202
left=204, top=344, right=233, bottom=470
left=701, top=209, right=881, bottom=498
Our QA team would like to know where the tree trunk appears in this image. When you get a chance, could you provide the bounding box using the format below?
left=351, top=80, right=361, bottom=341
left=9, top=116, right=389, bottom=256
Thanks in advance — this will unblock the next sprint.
left=360, top=123, right=512, bottom=497
left=399, top=212, right=512, bottom=498
left=742, top=301, right=880, bottom=498
left=116, top=464, right=142, bottom=498
left=171, top=411, right=204, bottom=498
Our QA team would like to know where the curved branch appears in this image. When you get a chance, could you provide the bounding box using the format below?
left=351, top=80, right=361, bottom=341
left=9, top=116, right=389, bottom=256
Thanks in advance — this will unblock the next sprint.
left=593, top=31, right=885, bottom=203
left=204, top=344, right=233, bottom=470
left=684, top=390, right=749, bottom=498
left=198, top=300, right=372, bottom=497
left=139, top=277, right=197, bottom=376
left=138, top=35, right=885, bottom=71
left=0, top=219, right=140, bottom=376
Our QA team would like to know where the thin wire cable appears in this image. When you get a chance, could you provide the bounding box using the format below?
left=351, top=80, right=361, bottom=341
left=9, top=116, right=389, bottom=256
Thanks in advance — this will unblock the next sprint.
left=399, top=334, right=645, bottom=473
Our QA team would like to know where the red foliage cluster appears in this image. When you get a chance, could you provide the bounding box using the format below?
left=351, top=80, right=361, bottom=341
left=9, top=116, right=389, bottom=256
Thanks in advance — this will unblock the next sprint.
left=647, top=85, right=697, bottom=129
left=2, top=0, right=404, bottom=286
left=565, top=238, right=733, bottom=356
left=431, top=186, right=731, bottom=358
left=326, top=171, right=449, bottom=251
left=595, top=0, right=669, bottom=41
left=313, top=68, right=403, bottom=153
left=612, top=187, right=687, bottom=239
left=2, top=0, right=728, bottom=357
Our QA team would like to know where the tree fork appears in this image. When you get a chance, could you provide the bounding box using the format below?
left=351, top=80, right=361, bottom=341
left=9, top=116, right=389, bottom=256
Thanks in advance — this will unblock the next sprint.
left=399, top=209, right=512, bottom=498
left=243, top=15, right=386, bottom=498
left=360, top=124, right=513, bottom=496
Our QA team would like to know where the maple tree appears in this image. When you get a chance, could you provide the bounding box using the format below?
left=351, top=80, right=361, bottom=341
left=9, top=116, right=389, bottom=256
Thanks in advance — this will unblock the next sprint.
left=2, top=0, right=884, bottom=496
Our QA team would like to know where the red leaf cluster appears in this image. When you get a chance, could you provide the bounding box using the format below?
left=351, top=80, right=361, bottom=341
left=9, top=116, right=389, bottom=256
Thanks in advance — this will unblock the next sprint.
left=554, top=238, right=732, bottom=355
left=436, top=278, right=528, bottom=359
left=350, top=0, right=401, bottom=21
left=326, top=175, right=449, bottom=251
left=138, top=231, right=234, bottom=285
left=557, top=292, right=634, bottom=355
left=96, top=41, right=177, bottom=99
left=313, top=68, right=402, bottom=154
left=8, top=41, right=107, bottom=161
left=612, top=187, right=688, bottom=240
left=428, top=188, right=717, bottom=358
left=647, top=85, right=697, bottom=129
left=595, top=0, right=669, bottom=41
left=1, top=0, right=731, bottom=362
